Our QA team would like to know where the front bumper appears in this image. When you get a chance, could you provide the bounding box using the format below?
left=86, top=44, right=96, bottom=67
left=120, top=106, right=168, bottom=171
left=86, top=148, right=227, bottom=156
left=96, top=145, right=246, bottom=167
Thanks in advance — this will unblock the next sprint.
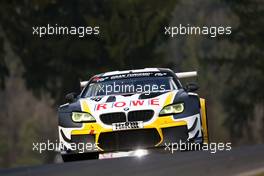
left=59, top=113, right=202, bottom=154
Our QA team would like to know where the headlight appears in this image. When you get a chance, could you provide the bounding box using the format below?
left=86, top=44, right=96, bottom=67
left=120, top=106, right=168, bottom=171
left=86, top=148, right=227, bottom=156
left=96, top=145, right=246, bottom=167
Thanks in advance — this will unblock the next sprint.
left=71, top=112, right=96, bottom=122
left=159, top=103, right=184, bottom=115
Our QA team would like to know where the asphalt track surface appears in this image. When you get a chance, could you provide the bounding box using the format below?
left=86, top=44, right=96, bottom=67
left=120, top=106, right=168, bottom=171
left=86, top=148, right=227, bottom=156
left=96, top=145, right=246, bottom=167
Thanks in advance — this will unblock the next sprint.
left=1, top=144, right=264, bottom=176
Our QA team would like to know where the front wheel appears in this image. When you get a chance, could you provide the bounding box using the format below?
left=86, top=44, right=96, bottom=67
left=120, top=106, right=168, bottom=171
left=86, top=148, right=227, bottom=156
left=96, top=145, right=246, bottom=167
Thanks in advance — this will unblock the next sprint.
left=62, top=152, right=99, bottom=162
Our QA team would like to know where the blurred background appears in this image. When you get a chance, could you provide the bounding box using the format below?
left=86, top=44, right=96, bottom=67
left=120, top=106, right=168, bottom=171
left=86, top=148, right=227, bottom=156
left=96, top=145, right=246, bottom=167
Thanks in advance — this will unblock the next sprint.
left=0, top=0, right=263, bottom=168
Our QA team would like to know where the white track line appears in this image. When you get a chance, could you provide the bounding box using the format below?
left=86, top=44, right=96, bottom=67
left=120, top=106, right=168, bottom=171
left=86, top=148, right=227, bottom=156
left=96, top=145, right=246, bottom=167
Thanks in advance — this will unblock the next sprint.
left=236, top=167, right=264, bottom=176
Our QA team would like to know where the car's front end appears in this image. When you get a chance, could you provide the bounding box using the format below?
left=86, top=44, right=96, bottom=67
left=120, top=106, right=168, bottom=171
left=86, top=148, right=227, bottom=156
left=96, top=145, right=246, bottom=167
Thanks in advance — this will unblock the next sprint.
left=58, top=68, right=208, bottom=161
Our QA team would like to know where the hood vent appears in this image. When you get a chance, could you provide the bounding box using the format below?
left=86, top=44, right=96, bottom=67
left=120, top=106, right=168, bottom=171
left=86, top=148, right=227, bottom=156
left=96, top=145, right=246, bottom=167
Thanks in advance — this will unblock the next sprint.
left=106, top=96, right=116, bottom=103
left=139, top=92, right=167, bottom=99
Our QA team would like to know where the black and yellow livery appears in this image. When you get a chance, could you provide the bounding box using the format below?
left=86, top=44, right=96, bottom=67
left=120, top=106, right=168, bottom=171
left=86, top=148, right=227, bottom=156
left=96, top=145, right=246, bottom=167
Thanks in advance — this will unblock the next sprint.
left=58, top=68, right=209, bottom=161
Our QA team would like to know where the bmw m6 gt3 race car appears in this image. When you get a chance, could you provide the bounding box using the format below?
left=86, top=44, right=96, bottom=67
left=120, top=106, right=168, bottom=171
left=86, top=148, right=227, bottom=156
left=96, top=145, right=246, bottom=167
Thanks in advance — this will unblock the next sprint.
left=58, top=68, right=209, bottom=161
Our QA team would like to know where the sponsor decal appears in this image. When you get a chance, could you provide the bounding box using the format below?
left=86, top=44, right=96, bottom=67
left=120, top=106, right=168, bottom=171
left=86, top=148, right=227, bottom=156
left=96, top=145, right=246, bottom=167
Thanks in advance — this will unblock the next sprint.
left=95, top=98, right=160, bottom=111
left=92, top=76, right=109, bottom=82
left=113, top=121, right=143, bottom=131
left=91, top=72, right=169, bottom=82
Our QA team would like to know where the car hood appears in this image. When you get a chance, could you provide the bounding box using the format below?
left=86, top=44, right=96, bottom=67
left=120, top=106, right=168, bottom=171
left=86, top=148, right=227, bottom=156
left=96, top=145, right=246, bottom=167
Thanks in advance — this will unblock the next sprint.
left=79, top=90, right=179, bottom=118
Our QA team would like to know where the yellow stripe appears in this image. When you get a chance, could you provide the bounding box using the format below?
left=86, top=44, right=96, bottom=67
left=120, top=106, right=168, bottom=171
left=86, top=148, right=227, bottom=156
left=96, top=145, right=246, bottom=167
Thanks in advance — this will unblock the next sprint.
left=200, top=98, right=209, bottom=143
left=154, top=120, right=187, bottom=146
left=81, top=100, right=90, bottom=113
left=155, top=128, right=163, bottom=146
left=71, top=130, right=90, bottom=135
left=163, top=92, right=174, bottom=107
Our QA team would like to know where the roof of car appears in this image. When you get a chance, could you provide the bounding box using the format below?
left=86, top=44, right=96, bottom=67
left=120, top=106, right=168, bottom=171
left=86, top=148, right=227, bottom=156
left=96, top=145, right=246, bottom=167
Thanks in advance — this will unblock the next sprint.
left=96, top=68, right=173, bottom=77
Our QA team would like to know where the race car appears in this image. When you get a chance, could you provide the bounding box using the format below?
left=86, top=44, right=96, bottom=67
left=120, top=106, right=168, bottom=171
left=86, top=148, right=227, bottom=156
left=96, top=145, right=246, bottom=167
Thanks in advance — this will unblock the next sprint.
left=58, top=68, right=209, bottom=161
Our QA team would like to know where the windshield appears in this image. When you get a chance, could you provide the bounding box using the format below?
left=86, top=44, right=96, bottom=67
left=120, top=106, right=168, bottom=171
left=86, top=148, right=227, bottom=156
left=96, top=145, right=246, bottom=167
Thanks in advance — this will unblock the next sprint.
left=83, top=76, right=177, bottom=97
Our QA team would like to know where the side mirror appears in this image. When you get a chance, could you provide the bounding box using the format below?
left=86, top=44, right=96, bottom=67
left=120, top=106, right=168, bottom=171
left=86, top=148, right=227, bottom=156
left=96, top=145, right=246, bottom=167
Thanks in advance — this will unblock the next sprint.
left=65, top=92, right=77, bottom=102
left=184, top=83, right=199, bottom=92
